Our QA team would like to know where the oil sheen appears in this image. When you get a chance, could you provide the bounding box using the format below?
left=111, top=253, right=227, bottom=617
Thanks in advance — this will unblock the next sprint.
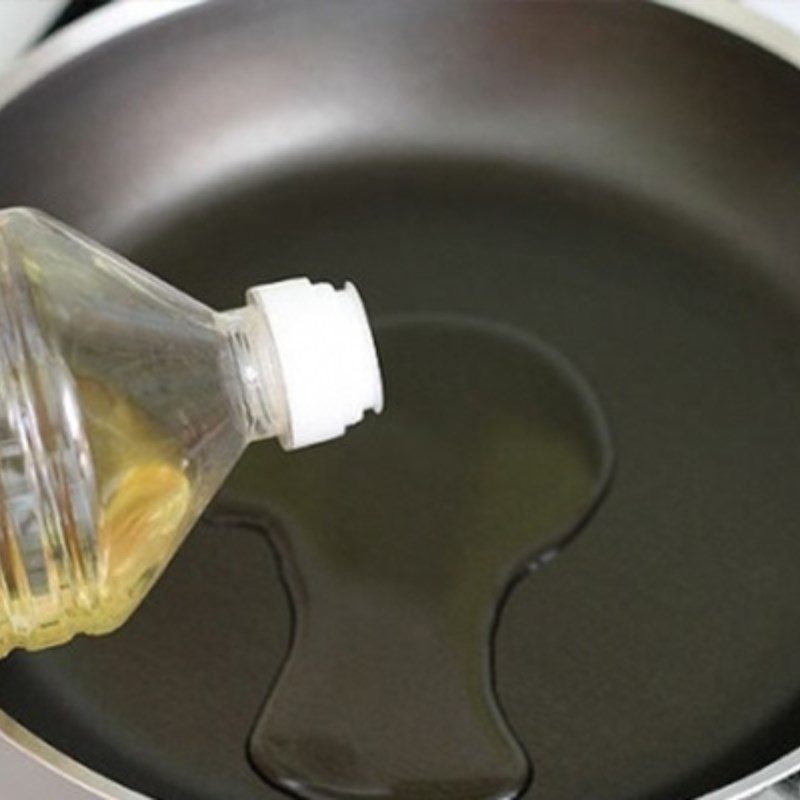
left=242, top=319, right=614, bottom=800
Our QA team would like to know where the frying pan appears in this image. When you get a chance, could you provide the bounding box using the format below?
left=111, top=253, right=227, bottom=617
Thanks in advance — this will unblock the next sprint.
left=0, top=2, right=799, bottom=799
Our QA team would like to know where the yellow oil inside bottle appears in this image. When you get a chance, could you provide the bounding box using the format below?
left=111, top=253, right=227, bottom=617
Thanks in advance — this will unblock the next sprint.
left=0, top=378, right=191, bottom=655
left=78, top=378, right=191, bottom=635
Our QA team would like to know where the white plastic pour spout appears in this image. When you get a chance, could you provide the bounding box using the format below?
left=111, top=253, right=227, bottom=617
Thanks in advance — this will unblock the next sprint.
left=247, top=278, right=384, bottom=450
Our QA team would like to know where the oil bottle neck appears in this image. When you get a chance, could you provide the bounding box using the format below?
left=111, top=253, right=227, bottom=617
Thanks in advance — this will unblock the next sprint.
left=221, top=304, right=288, bottom=445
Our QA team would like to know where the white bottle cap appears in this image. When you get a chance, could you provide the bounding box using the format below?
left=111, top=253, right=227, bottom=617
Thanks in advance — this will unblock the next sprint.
left=247, top=278, right=384, bottom=450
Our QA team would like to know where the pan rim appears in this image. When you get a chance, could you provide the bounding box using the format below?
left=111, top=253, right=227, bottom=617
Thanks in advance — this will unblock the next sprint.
left=0, top=2, right=797, bottom=800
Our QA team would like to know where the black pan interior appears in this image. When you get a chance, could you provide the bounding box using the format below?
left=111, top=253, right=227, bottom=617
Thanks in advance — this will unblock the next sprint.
left=0, top=2, right=800, bottom=800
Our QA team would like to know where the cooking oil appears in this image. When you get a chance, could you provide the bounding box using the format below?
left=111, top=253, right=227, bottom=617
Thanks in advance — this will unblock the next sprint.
left=77, top=378, right=191, bottom=635
left=247, top=319, right=614, bottom=800
left=0, top=378, right=191, bottom=655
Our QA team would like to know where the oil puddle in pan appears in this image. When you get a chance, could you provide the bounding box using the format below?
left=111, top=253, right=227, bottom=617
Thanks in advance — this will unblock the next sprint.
left=231, top=316, right=614, bottom=800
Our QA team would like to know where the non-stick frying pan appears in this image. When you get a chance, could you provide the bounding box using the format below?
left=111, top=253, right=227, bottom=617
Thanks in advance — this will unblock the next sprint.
left=0, top=2, right=799, bottom=799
